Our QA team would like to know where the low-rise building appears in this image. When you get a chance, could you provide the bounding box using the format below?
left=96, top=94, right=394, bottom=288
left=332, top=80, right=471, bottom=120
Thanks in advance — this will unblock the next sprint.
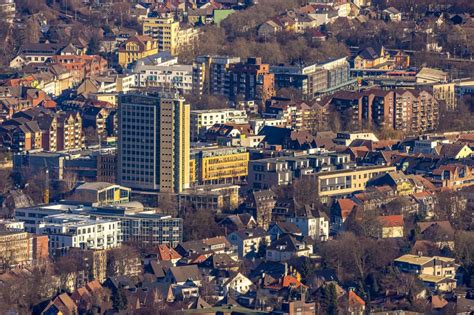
left=394, top=254, right=458, bottom=291
left=118, top=35, right=158, bottom=68
left=227, top=227, right=271, bottom=258
left=178, top=184, right=240, bottom=212
left=308, top=165, right=397, bottom=199
left=67, top=182, right=131, bottom=206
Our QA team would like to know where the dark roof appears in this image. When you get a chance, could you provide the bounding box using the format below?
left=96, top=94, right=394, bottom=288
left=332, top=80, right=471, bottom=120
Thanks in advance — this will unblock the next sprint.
left=269, top=222, right=301, bottom=235
left=267, top=234, right=312, bottom=252
left=230, top=227, right=268, bottom=240
left=168, top=265, right=202, bottom=283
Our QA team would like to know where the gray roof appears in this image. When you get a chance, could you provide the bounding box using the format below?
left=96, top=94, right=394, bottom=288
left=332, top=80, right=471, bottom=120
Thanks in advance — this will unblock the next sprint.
left=169, top=265, right=202, bottom=283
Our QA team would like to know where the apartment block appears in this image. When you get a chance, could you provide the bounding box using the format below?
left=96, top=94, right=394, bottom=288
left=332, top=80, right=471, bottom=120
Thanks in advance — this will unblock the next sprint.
left=177, top=184, right=240, bottom=213
left=142, top=15, right=199, bottom=55
left=330, top=88, right=439, bottom=133
left=37, top=213, right=120, bottom=255
left=271, top=57, right=350, bottom=99
left=227, top=57, right=275, bottom=103
left=133, top=53, right=193, bottom=93
left=0, top=107, right=85, bottom=152
left=190, top=109, right=248, bottom=141
left=15, top=202, right=183, bottom=247
left=190, top=146, right=249, bottom=185
left=248, top=152, right=353, bottom=189
left=192, top=55, right=241, bottom=96
left=57, top=111, right=84, bottom=151
left=308, top=165, right=396, bottom=198
left=118, top=93, right=190, bottom=193
left=0, top=231, right=31, bottom=270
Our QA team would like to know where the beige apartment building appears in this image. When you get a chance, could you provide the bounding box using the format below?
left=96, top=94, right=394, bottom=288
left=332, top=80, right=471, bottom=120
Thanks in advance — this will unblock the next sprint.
left=118, top=93, right=190, bottom=193
left=308, top=165, right=396, bottom=198
left=143, top=15, right=199, bottom=55
left=0, top=231, right=31, bottom=270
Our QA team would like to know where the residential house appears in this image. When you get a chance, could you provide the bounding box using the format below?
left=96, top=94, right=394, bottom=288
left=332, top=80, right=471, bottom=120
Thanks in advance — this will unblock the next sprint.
left=417, top=221, right=455, bottom=250
left=41, top=293, right=78, bottom=315
left=353, top=46, right=389, bottom=69
left=266, top=234, right=313, bottom=262
left=165, top=265, right=202, bottom=287
left=383, top=7, right=402, bottom=22
left=244, top=190, right=276, bottom=230
left=394, top=254, right=458, bottom=291
left=347, top=290, right=366, bottom=315
left=118, top=35, right=158, bottom=68
left=378, top=215, right=404, bottom=238
left=268, top=222, right=302, bottom=241
left=221, top=272, right=253, bottom=296
left=429, top=164, right=474, bottom=189
left=227, top=228, right=271, bottom=258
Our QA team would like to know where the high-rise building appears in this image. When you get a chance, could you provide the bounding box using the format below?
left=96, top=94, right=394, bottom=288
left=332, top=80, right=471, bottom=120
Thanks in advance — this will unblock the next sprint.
left=142, top=15, right=199, bottom=55
left=118, top=93, right=190, bottom=193
left=192, top=55, right=241, bottom=96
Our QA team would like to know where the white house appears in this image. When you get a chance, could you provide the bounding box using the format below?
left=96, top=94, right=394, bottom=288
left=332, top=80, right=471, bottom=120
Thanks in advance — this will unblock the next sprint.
left=227, top=228, right=271, bottom=258
left=222, top=272, right=253, bottom=296
left=288, top=209, right=329, bottom=242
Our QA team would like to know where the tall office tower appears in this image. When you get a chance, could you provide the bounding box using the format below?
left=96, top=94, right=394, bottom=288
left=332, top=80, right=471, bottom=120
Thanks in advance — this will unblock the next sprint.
left=118, top=93, right=190, bottom=193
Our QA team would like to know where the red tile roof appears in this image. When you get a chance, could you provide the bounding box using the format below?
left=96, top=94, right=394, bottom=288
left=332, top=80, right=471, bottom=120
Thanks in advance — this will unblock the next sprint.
left=378, top=215, right=404, bottom=228
left=348, top=290, right=365, bottom=307
left=156, top=245, right=182, bottom=261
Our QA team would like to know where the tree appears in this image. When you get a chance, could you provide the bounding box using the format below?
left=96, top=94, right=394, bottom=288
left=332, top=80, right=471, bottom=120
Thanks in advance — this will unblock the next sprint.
left=106, top=245, right=140, bottom=277
left=323, top=283, right=338, bottom=315
left=181, top=207, right=224, bottom=242
left=111, top=287, right=128, bottom=311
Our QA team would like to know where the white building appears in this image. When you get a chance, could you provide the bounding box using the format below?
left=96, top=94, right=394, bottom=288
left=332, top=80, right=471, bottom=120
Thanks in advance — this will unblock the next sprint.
left=333, top=132, right=379, bottom=146
left=221, top=272, right=253, bottom=296
left=15, top=202, right=183, bottom=247
left=37, top=213, right=120, bottom=254
left=133, top=53, right=193, bottom=93
left=190, top=109, right=248, bottom=141
left=288, top=209, right=329, bottom=242
left=249, top=118, right=286, bottom=134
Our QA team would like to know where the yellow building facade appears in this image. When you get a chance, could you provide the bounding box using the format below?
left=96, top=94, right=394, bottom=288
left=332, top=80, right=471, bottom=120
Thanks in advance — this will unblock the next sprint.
left=118, top=35, right=158, bottom=67
left=190, top=146, right=249, bottom=185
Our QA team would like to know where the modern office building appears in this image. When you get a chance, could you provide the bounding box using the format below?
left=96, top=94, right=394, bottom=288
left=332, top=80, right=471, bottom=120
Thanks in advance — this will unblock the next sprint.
left=118, top=93, right=190, bottom=193
left=271, top=57, right=351, bottom=99
left=190, top=146, right=249, bottom=185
